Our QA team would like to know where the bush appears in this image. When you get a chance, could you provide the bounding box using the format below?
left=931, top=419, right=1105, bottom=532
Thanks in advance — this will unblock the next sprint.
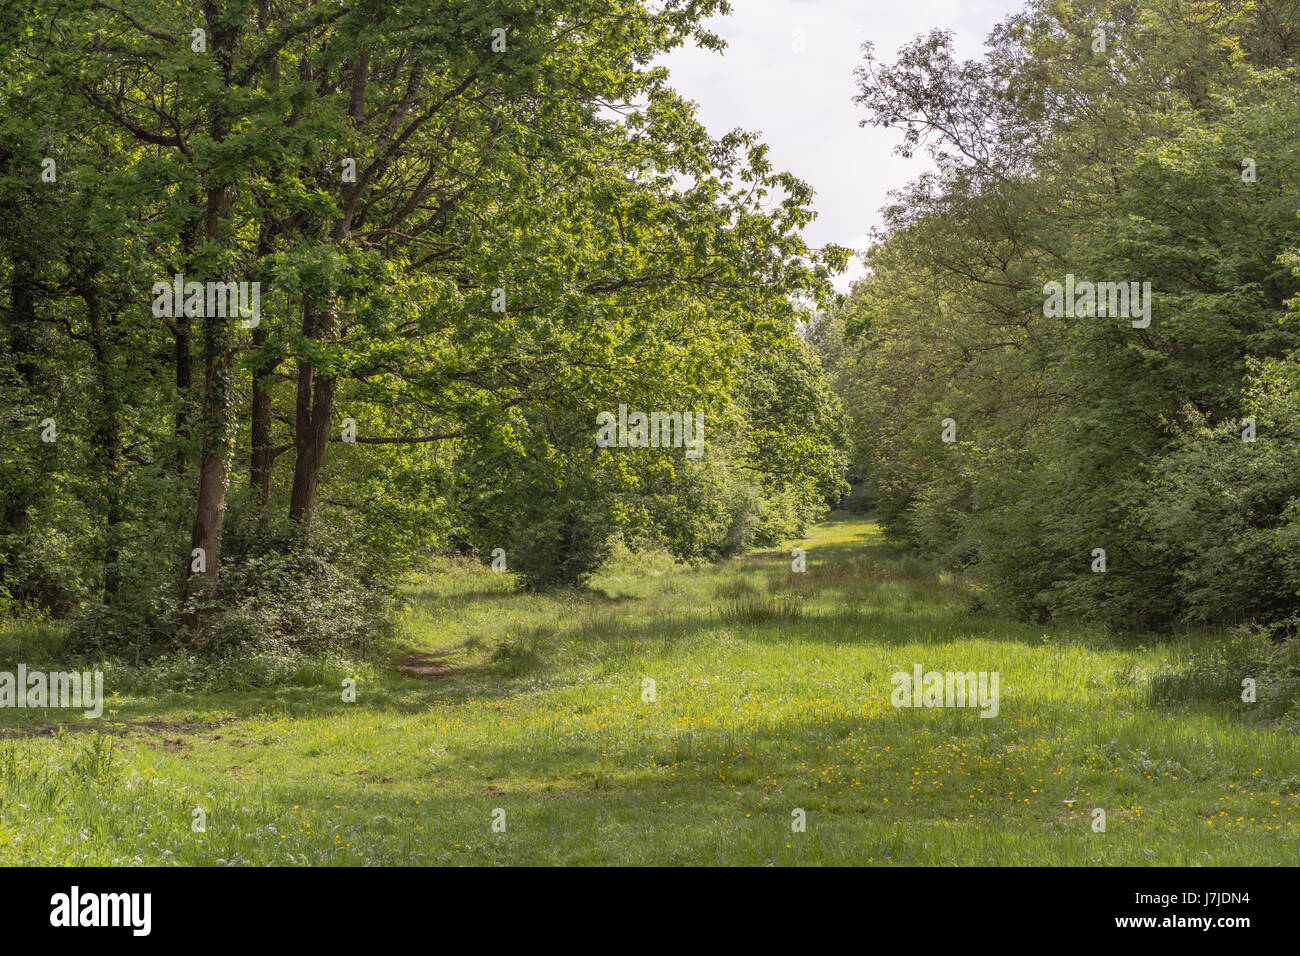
left=67, top=498, right=404, bottom=663
left=1151, top=625, right=1300, bottom=721
left=0, top=612, right=67, bottom=668
left=454, top=409, right=624, bottom=590
left=196, top=504, right=403, bottom=656
left=1141, top=358, right=1300, bottom=627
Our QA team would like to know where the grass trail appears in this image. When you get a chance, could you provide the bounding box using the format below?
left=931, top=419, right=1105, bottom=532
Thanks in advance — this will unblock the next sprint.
left=0, top=515, right=1296, bottom=865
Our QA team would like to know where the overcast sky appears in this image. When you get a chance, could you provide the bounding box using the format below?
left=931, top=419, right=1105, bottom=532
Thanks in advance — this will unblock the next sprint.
left=658, top=0, right=1026, bottom=290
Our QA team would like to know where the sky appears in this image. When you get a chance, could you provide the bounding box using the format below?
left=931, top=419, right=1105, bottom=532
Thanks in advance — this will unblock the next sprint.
left=658, top=0, right=1027, bottom=291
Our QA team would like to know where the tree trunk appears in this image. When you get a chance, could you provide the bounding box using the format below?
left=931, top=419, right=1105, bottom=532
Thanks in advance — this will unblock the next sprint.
left=249, top=215, right=278, bottom=508
left=179, top=3, right=240, bottom=640
left=288, top=299, right=336, bottom=527
left=250, top=324, right=275, bottom=507
left=180, top=305, right=236, bottom=636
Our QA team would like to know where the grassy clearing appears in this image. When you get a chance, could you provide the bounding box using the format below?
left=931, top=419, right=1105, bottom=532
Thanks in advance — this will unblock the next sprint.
left=0, top=515, right=1296, bottom=865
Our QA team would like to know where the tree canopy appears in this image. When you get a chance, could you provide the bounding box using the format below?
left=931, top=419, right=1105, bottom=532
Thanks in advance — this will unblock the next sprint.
left=1, top=0, right=847, bottom=652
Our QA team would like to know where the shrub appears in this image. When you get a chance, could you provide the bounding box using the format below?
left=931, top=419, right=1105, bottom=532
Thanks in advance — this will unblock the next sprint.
left=1150, top=625, right=1300, bottom=721
left=67, top=498, right=404, bottom=664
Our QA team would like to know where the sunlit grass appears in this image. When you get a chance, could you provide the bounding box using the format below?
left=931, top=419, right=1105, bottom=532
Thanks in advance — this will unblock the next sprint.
left=0, top=515, right=1295, bottom=865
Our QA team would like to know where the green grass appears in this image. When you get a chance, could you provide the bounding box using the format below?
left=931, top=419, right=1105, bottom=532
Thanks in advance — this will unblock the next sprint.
left=0, top=515, right=1296, bottom=865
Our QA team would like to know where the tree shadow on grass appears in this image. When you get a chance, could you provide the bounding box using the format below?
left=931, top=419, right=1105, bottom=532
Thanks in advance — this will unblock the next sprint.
left=232, top=694, right=1274, bottom=865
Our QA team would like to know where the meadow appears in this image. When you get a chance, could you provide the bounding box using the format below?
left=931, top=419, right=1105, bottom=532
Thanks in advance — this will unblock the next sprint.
left=0, top=515, right=1295, bottom=866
